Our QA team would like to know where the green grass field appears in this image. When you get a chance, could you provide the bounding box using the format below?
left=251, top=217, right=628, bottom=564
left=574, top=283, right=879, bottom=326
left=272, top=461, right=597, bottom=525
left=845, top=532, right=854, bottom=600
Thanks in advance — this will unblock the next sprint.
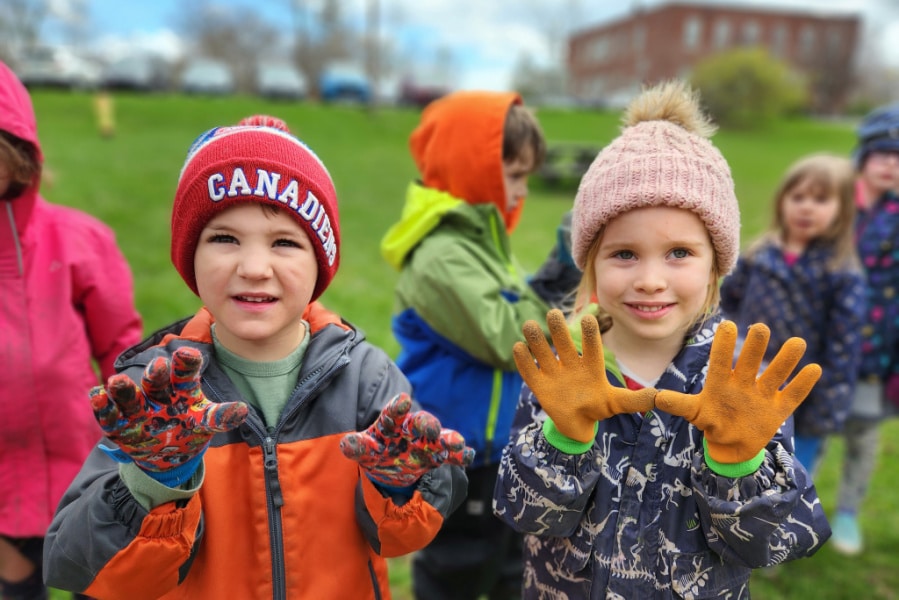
left=31, top=90, right=898, bottom=599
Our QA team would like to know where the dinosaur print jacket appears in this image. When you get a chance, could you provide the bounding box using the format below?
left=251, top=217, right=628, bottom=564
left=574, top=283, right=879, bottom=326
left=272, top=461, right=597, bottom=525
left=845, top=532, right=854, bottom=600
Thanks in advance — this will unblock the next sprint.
left=493, top=314, right=831, bottom=599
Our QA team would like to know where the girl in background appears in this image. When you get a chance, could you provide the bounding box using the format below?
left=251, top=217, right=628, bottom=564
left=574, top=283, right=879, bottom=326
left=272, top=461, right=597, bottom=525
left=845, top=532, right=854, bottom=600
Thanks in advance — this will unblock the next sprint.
left=720, top=153, right=866, bottom=476
left=830, top=103, right=899, bottom=555
left=1, top=61, right=142, bottom=600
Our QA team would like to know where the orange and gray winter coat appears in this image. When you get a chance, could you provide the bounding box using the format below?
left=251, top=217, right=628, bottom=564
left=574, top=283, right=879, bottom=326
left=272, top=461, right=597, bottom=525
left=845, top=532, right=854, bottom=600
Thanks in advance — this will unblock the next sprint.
left=0, top=60, right=142, bottom=538
left=44, top=306, right=467, bottom=599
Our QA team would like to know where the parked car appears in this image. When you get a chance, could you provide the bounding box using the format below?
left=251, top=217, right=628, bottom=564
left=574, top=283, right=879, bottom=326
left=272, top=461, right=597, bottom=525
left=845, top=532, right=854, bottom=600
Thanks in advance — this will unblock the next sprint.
left=180, top=59, right=234, bottom=95
left=103, top=55, right=169, bottom=92
left=257, top=63, right=308, bottom=100
left=15, top=46, right=102, bottom=90
left=319, top=61, right=372, bottom=104
left=398, top=73, right=450, bottom=108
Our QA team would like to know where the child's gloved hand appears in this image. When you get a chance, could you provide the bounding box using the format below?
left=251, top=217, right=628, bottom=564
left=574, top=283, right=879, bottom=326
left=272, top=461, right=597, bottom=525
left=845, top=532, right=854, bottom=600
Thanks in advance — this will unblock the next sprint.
left=339, top=393, right=475, bottom=488
left=655, top=321, right=822, bottom=464
left=513, top=309, right=657, bottom=444
left=91, top=347, right=249, bottom=486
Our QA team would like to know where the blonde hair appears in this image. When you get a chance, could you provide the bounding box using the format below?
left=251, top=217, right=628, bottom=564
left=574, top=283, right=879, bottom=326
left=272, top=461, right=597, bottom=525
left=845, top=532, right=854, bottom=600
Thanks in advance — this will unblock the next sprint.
left=747, top=153, right=860, bottom=272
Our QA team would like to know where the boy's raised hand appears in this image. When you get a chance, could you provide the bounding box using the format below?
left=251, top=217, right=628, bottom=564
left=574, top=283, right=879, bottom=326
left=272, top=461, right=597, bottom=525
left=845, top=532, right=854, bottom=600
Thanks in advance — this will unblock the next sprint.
left=90, top=347, right=249, bottom=486
left=513, top=309, right=656, bottom=444
left=655, top=321, right=822, bottom=464
left=340, top=393, right=475, bottom=488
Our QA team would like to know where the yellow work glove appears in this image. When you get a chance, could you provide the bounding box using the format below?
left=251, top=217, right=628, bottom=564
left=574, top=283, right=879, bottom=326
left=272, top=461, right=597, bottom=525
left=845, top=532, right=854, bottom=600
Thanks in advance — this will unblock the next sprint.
left=655, top=321, right=822, bottom=465
left=513, top=309, right=657, bottom=444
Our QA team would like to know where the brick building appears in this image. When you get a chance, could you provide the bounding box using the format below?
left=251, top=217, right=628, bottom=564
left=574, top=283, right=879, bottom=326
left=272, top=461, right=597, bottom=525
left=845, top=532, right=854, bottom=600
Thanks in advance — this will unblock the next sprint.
left=567, top=2, right=860, bottom=113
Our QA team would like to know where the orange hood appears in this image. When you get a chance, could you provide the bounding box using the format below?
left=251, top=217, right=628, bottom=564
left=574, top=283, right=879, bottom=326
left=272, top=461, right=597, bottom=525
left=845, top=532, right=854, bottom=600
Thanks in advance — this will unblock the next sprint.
left=409, top=90, right=524, bottom=232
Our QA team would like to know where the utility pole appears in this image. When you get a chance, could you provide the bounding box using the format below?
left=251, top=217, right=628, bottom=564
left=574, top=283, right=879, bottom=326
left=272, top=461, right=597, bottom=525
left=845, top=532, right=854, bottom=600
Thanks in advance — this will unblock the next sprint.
left=366, top=0, right=380, bottom=103
left=291, top=0, right=306, bottom=69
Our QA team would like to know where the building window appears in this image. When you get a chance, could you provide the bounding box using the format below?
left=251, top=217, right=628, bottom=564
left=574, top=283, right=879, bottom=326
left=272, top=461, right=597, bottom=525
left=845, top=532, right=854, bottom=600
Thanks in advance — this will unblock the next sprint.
left=771, top=23, right=789, bottom=57
left=742, top=20, right=760, bottom=45
left=633, top=24, right=646, bottom=53
left=713, top=18, right=731, bottom=49
left=590, top=37, right=610, bottom=62
left=611, top=32, right=623, bottom=59
left=683, top=15, right=703, bottom=50
left=799, top=24, right=817, bottom=60
left=827, top=28, right=843, bottom=53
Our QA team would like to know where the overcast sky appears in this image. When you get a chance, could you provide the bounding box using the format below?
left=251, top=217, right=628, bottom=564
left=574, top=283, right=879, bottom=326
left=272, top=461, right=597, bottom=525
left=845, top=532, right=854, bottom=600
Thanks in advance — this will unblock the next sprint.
left=48, top=0, right=899, bottom=90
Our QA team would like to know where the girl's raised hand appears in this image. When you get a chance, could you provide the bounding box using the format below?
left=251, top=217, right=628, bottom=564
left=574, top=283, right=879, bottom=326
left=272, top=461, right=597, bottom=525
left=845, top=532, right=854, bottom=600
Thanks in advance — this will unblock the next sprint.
left=655, top=321, right=822, bottom=464
left=513, top=309, right=657, bottom=444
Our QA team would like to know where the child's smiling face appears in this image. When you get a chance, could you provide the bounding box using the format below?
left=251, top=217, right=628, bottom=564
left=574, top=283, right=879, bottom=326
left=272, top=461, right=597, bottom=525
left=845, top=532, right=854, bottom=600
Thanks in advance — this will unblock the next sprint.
left=591, top=206, right=716, bottom=350
left=194, top=202, right=319, bottom=361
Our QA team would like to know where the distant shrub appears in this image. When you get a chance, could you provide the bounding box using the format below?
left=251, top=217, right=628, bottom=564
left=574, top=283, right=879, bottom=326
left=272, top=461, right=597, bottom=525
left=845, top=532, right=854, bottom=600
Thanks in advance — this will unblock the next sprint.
left=690, top=47, right=808, bottom=128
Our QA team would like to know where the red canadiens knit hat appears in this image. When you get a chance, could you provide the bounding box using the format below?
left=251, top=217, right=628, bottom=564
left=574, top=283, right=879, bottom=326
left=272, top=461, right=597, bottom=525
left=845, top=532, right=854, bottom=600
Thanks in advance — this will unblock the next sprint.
left=171, top=122, right=340, bottom=301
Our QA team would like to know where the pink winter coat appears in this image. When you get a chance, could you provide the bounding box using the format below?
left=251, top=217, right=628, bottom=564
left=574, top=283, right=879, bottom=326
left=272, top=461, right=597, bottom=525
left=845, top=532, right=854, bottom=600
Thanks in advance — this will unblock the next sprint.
left=0, top=61, right=143, bottom=537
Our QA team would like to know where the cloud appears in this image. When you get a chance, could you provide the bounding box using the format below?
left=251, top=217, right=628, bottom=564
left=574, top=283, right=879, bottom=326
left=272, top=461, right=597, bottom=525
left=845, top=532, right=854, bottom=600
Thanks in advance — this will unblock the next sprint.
left=47, top=0, right=88, bottom=24
left=376, top=0, right=892, bottom=90
left=882, top=21, right=899, bottom=65
left=74, top=0, right=898, bottom=90
left=90, top=29, right=185, bottom=62
left=382, top=0, right=568, bottom=89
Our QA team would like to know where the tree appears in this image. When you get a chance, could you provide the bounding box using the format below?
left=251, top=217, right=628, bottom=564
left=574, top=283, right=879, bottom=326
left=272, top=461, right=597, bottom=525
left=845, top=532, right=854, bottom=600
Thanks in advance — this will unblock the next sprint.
left=851, top=0, right=899, bottom=110
left=690, top=47, right=807, bottom=128
left=290, top=0, right=353, bottom=97
left=511, top=52, right=566, bottom=103
left=50, top=0, right=90, bottom=50
left=0, top=0, right=46, bottom=66
left=176, top=2, right=280, bottom=93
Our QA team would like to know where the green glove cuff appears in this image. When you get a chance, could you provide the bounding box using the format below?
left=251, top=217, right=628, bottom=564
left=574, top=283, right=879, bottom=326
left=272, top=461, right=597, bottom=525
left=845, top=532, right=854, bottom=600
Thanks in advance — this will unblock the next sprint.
left=702, top=437, right=765, bottom=478
left=542, top=418, right=597, bottom=455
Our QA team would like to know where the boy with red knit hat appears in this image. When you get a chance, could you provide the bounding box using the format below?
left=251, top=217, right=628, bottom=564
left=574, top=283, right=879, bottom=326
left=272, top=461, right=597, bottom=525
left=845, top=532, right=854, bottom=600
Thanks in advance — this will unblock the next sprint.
left=44, top=117, right=472, bottom=599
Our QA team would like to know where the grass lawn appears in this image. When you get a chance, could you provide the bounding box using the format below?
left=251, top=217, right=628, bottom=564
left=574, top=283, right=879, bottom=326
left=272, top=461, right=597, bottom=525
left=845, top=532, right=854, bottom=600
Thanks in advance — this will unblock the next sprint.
left=32, top=90, right=898, bottom=599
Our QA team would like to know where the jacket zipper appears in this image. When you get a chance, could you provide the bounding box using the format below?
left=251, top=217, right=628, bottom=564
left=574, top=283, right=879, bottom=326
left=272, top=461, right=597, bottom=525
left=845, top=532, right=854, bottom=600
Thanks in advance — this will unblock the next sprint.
left=4, top=202, right=24, bottom=275
left=206, top=343, right=352, bottom=599
left=247, top=420, right=287, bottom=600
left=484, top=210, right=514, bottom=463
left=261, top=355, right=350, bottom=599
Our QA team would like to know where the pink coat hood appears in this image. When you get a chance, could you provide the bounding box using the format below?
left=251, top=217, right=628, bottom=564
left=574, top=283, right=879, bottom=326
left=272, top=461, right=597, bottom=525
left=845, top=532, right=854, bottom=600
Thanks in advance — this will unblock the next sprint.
left=0, top=61, right=143, bottom=536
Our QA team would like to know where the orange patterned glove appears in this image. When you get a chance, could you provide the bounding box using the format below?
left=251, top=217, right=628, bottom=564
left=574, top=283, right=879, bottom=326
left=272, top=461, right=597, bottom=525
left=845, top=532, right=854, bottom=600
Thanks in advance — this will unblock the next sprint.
left=513, top=309, right=657, bottom=444
left=91, top=347, right=249, bottom=487
left=655, top=321, right=822, bottom=465
left=339, top=393, right=475, bottom=488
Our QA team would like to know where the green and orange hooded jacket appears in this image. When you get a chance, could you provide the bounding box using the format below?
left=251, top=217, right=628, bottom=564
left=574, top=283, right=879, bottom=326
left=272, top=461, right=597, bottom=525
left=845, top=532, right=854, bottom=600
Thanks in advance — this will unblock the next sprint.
left=44, top=305, right=467, bottom=600
left=381, top=91, right=552, bottom=467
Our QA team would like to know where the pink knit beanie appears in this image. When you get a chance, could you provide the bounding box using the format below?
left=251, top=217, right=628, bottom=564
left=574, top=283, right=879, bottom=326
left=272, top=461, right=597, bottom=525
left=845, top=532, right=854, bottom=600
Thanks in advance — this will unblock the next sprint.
left=172, top=120, right=340, bottom=301
left=571, top=81, right=740, bottom=275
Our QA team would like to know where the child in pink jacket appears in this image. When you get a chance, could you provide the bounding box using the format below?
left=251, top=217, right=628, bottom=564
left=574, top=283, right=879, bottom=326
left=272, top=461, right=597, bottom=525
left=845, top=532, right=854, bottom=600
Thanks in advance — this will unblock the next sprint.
left=0, top=61, right=143, bottom=599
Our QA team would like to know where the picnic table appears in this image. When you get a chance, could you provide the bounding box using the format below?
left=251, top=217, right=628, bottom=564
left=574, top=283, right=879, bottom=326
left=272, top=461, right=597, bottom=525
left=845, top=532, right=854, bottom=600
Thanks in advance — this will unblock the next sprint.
left=537, top=142, right=601, bottom=188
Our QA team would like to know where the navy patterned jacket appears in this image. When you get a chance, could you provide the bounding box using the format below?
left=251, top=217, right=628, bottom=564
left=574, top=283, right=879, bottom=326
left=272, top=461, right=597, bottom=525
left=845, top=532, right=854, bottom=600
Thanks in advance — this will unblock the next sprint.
left=720, top=239, right=866, bottom=436
left=493, top=314, right=830, bottom=600
left=855, top=190, right=899, bottom=385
